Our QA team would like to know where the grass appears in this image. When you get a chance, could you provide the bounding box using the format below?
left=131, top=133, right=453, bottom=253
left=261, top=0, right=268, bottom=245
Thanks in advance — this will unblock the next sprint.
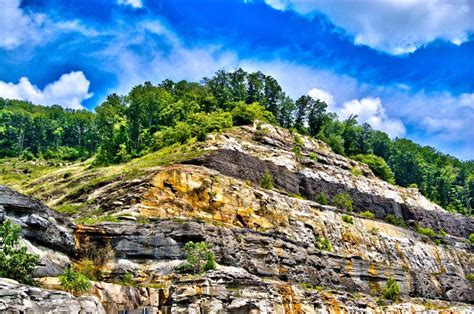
left=0, top=158, right=62, bottom=191
left=288, top=193, right=305, bottom=200
left=342, top=214, right=354, bottom=224
left=350, top=167, right=363, bottom=177
left=359, top=210, right=375, bottom=219
left=385, top=214, right=407, bottom=228
left=298, top=282, right=324, bottom=291
left=74, top=215, right=120, bottom=225
left=55, top=203, right=84, bottom=215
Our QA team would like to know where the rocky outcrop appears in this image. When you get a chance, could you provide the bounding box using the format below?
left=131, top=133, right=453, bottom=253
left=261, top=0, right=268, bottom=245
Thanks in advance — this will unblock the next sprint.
left=186, top=124, right=473, bottom=238
left=0, top=278, right=105, bottom=313
left=0, top=185, right=75, bottom=255
left=1, top=123, right=473, bottom=312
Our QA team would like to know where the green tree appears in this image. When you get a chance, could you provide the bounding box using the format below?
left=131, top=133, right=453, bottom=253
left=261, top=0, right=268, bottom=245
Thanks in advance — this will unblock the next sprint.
left=0, top=219, right=39, bottom=285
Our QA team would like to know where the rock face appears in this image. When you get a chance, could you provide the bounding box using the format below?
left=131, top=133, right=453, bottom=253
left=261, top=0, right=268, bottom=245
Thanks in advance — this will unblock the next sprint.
left=0, top=278, right=105, bottom=313
left=0, top=123, right=473, bottom=312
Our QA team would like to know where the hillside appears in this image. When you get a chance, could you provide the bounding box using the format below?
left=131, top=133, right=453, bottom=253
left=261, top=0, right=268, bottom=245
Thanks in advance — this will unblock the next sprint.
left=0, top=122, right=472, bottom=312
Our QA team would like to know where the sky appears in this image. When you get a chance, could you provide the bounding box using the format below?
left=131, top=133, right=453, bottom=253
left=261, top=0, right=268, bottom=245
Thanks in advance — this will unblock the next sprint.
left=0, top=0, right=473, bottom=159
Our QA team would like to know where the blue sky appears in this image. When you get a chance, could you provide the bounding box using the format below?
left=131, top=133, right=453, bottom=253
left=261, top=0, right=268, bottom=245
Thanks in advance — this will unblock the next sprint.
left=0, top=0, right=473, bottom=159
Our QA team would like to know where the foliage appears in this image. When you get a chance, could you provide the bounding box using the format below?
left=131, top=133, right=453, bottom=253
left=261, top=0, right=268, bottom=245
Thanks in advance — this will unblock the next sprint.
left=385, top=214, right=407, bottom=227
left=175, top=241, right=217, bottom=274
left=415, top=225, right=437, bottom=238
left=333, top=192, right=353, bottom=212
left=1, top=67, right=473, bottom=215
left=342, top=214, right=354, bottom=224
left=315, top=235, right=332, bottom=252
left=120, top=272, right=136, bottom=286
left=467, top=233, right=474, bottom=245
left=466, top=273, right=474, bottom=281
left=260, top=170, right=274, bottom=190
left=74, top=259, right=98, bottom=281
left=59, top=268, right=91, bottom=295
left=315, top=192, right=329, bottom=205
left=0, top=219, right=39, bottom=285
left=359, top=210, right=375, bottom=219
left=352, top=154, right=395, bottom=184
left=382, top=277, right=400, bottom=301
left=350, top=167, right=363, bottom=177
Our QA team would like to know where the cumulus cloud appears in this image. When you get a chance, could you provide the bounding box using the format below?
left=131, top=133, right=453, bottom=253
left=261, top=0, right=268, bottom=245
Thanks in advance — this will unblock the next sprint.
left=117, top=0, right=143, bottom=9
left=264, top=0, right=474, bottom=54
left=0, top=71, right=93, bottom=109
left=307, top=88, right=406, bottom=138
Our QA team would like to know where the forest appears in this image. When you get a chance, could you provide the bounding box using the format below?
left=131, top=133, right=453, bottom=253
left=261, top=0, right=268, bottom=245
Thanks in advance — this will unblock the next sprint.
left=0, top=68, right=472, bottom=215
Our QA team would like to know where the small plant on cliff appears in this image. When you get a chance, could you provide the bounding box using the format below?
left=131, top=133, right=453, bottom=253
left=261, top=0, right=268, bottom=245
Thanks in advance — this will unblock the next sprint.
left=120, top=272, right=136, bottom=286
left=360, top=210, right=375, bottom=219
left=175, top=241, right=217, bottom=274
left=384, top=214, right=407, bottom=228
left=0, top=219, right=39, bottom=285
left=466, top=273, right=474, bottom=281
left=315, top=235, right=332, bottom=252
left=260, top=170, right=274, bottom=190
left=253, top=123, right=269, bottom=141
left=350, top=167, right=363, bottom=177
left=382, top=277, right=400, bottom=301
left=333, top=192, right=353, bottom=212
left=415, top=225, right=436, bottom=238
left=342, top=214, right=354, bottom=224
left=59, top=268, right=91, bottom=296
left=315, top=192, right=329, bottom=205
left=467, top=233, right=474, bottom=245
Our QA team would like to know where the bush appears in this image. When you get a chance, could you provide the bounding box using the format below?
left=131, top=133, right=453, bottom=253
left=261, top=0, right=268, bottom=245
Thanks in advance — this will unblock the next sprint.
left=0, top=219, right=39, bottom=285
left=466, top=273, right=474, bottom=281
left=74, top=259, right=98, bottom=280
left=359, top=210, right=375, bottom=219
left=333, top=192, right=353, bottom=212
left=352, top=154, right=395, bottom=184
left=120, top=272, right=136, bottom=286
left=260, top=170, right=274, bottom=190
left=416, top=226, right=436, bottom=238
left=315, top=235, right=332, bottom=252
left=468, top=233, right=474, bottom=245
left=382, top=277, right=400, bottom=301
left=315, top=192, right=329, bottom=205
left=342, top=214, right=354, bottom=224
left=231, top=102, right=274, bottom=126
left=350, top=167, right=363, bottom=177
left=59, top=268, right=91, bottom=295
left=175, top=241, right=217, bottom=274
left=385, top=214, right=407, bottom=227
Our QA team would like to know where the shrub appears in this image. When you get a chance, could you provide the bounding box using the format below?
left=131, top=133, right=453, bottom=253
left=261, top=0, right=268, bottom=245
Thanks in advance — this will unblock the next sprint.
left=74, top=259, right=98, bottom=281
left=342, top=214, right=354, bottom=224
left=315, top=192, right=329, bottom=205
left=468, top=233, right=474, bottom=245
left=350, top=167, right=363, bottom=177
left=415, top=225, right=436, bottom=238
left=175, top=241, right=217, bottom=274
left=360, top=210, right=375, bottom=219
left=309, top=153, right=318, bottom=162
left=120, top=272, right=136, bottom=286
left=260, top=170, right=274, bottom=190
left=438, top=228, right=447, bottom=237
left=59, top=268, right=91, bottom=295
left=385, top=214, right=407, bottom=227
left=315, top=235, right=332, bottom=252
left=382, top=277, right=400, bottom=301
left=253, top=123, right=269, bottom=141
left=466, top=273, right=474, bottom=281
left=231, top=102, right=274, bottom=125
left=63, top=172, right=73, bottom=179
left=333, top=192, right=353, bottom=212
left=352, top=154, right=395, bottom=184
left=0, top=219, right=39, bottom=285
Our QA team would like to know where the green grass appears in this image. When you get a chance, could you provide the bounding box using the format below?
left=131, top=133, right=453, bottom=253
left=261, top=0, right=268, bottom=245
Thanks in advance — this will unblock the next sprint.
left=350, top=167, right=363, bottom=177
left=74, top=215, right=120, bottom=225
left=359, top=210, right=375, bottom=219
left=55, top=203, right=84, bottom=215
left=0, top=158, right=62, bottom=191
left=342, top=214, right=354, bottom=224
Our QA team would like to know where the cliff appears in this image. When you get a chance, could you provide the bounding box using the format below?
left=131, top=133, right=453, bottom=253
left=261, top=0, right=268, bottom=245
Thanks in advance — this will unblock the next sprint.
left=0, top=123, right=472, bottom=313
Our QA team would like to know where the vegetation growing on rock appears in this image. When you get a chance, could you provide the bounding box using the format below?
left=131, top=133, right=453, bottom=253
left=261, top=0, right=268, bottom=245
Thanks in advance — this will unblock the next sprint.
left=175, top=241, right=217, bottom=274
left=0, top=220, right=39, bottom=285
left=382, top=277, right=400, bottom=301
left=59, top=268, right=91, bottom=296
left=333, top=192, right=353, bottom=212
left=342, top=214, right=354, bottom=224
left=259, top=170, right=274, bottom=190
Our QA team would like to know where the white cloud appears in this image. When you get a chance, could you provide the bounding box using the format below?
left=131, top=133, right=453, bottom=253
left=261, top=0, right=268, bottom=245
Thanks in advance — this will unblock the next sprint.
left=0, top=71, right=93, bottom=109
left=307, top=88, right=406, bottom=138
left=117, top=0, right=143, bottom=9
left=0, top=0, right=99, bottom=50
left=264, top=0, right=474, bottom=55
left=0, top=0, right=46, bottom=49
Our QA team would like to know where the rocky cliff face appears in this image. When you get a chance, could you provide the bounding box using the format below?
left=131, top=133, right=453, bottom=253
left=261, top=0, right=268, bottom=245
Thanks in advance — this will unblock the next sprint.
left=0, top=123, right=473, bottom=313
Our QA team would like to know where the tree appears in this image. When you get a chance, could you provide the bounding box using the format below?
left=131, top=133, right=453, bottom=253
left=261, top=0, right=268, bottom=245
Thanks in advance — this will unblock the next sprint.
left=0, top=219, right=39, bottom=285
left=175, top=241, right=217, bottom=274
left=353, top=154, right=395, bottom=184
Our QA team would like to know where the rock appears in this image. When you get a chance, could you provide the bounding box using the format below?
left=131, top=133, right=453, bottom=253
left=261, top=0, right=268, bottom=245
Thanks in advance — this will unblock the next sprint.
left=0, top=278, right=105, bottom=313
